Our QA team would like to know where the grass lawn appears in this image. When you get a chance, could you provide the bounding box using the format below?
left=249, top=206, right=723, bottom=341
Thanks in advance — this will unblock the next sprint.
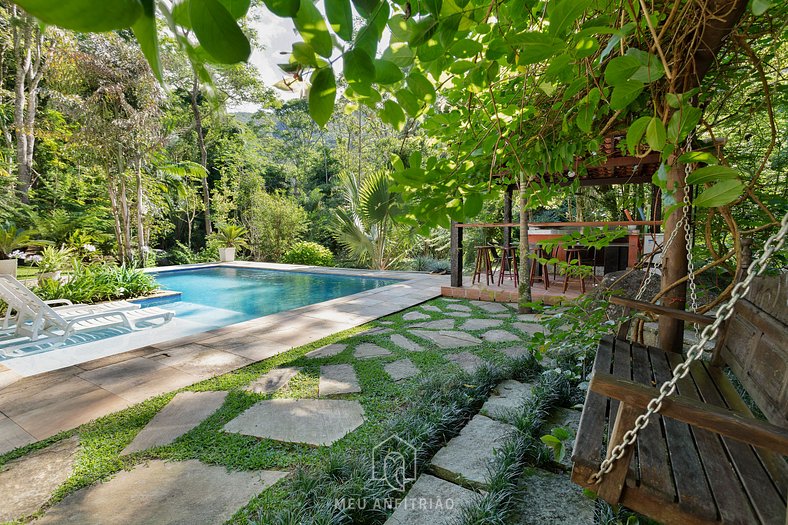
left=15, top=266, right=38, bottom=279
left=0, top=297, right=579, bottom=524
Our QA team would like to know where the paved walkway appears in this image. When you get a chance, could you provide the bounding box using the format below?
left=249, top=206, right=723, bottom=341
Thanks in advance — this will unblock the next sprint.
left=0, top=268, right=444, bottom=455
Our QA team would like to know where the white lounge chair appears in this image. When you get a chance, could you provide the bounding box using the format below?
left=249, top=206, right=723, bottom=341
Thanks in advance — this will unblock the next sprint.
left=0, top=275, right=174, bottom=356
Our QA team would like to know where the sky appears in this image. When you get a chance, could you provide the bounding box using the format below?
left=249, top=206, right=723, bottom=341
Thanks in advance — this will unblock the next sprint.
left=246, top=8, right=303, bottom=106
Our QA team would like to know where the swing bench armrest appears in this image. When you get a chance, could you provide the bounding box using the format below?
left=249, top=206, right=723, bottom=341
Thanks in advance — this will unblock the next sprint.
left=609, top=296, right=714, bottom=326
left=589, top=372, right=788, bottom=455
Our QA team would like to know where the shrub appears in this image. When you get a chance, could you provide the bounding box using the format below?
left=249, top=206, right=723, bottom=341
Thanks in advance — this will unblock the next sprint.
left=167, top=241, right=217, bottom=265
left=243, top=190, right=308, bottom=262
left=33, top=262, right=159, bottom=304
left=281, top=241, right=335, bottom=266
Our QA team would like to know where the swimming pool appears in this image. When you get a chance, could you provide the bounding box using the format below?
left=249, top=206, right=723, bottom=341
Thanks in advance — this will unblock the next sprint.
left=149, top=266, right=397, bottom=329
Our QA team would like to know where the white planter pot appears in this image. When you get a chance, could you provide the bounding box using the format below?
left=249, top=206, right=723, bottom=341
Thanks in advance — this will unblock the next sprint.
left=38, top=271, right=61, bottom=282
left=0, top=259, right=17, bottom=277
left=219, top=247, right=236, bottom=262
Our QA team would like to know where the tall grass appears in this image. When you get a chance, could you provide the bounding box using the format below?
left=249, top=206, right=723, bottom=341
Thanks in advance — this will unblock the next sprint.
left=33, top=262, right=158, bottom=304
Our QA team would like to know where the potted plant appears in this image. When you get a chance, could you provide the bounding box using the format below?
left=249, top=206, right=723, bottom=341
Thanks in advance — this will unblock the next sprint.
left=0, top=223, right=37, bottom=277
left=36, top=245, right=74, bottom=282
left=214, top=224, right=249, bottom=262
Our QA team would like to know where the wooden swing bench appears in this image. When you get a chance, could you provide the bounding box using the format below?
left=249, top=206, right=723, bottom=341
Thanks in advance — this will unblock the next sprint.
left=572, top=274, right=788, bottom=525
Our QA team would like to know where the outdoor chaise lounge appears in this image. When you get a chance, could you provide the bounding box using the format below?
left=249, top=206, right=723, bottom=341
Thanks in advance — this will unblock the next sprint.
left=0, top=274, right=174, bottom=356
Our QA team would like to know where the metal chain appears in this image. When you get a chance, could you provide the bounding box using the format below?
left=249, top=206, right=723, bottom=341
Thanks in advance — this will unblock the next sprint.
left=682, top=147, right=700, bottom=338
left=590, top=210, right=788, bottom=484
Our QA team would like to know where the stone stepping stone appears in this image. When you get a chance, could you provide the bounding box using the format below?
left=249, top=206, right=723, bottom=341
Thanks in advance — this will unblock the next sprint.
left=360, top=327, right=393, bottom=336
left=384, top=359, right=420, bottom=381
left=123, top=391, right=227, bottom=455
left=499, top=346, right=529, bottom=359
left=481, top=380, right=533, bottom=420
left=511, top=468, right=594, bottom=525
left=35, top=459, right=287, bottom=525
left=430, top=414, right=514, bottom=490
left=445, top=352, right=486, bottom=374
left=544, top=408, right=582, bottom=468
left=0, top=435, right=80, bottom=522
left=443, top=311, right=471, bottom=318
left=481, top=329, right=520, bottom=343
left=354, top=343, right=392, bottom=359
left=411, top=319, right=455, bottom=330
left=319, top=364, right=361, bottom=396
left=403, top=311, right=431, bottom=321
left=379, top=321, right=394, bottom=326
left=409, top=330, right=482, bottom=349
left=246, top=367, right=300, bottom=395
left=390, top=334, right=424, bottom=352
left=223, top=399, right=364, bottom=446
left=470, top=301, right=511, bottom=314
left=384, top=474, right=480, bottom=525
left=511, top=322, right=546, bottom=337
left=516, top=313, right=542, bottom=322
left=489, top=313, right=513, bottom=319
left=446, top=304, right=471, bottom=312
left=460, top=318, right=504, bottom=331
left=421, top=305, right=442, bottom=313
left=306, top=343, right=347, bottom=359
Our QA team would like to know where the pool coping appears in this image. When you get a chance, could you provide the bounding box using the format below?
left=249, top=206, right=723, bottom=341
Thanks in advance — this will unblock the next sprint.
left=0, top=263, right=447, bottom=454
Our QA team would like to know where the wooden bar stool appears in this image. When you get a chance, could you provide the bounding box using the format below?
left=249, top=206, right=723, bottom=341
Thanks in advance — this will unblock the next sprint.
left=528, top=245, right=550, bottom=289
left=563, top=246, right=586, bottom=293
left=498, top=245, right=519, bottom=286
left=472, top=245, right=496, bottom=286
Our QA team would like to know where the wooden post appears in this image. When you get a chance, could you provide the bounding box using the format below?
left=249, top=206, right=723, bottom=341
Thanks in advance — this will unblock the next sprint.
left=450, top=221, right=463, bottom=288
left=518, top=174, right=533, bottom=313
left=659, top=162, right=688, bottom=353
left=503, top=185, right=513, bottom=247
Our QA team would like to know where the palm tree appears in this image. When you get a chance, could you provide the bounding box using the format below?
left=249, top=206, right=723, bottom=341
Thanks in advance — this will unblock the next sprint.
left=332, top=170, right=404, bottom=270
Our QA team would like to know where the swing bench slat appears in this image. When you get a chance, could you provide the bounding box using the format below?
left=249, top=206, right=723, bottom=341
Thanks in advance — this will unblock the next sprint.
left=571, top=275, right=788, bottom=525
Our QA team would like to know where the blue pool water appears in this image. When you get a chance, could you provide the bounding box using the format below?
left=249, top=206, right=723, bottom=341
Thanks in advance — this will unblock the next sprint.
left=150, top=266, right=396, bottom=328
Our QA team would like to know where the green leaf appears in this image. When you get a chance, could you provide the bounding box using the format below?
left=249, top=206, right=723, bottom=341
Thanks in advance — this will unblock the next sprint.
left=464, top=193, right=483, bottom=217
left=190, top=0, right=251, bottom=63
left=219, top=0, right=251, bottom=18
left=308, top=67, right=336, bottom=127
left=351, top=0, right=379, bottom=18
left=16, top=0, right=142, bottom=31
left=417, top=37, right=444, bottom=62
left=610, top=80, right=644, bottom=110
left=290, top=42, right=317, bottom=66
left=172, top=0, right=192, bottom=28
left=645, top=117, right=666, bottom=151
left=604, top=55, right=640, bottom=85
left=131, top=1, right=162, bottom=81
left=541, top=435, right=561, bottom=445
left=448, top=38, right=482, bottom=58
left=295, top=0, right=333, bottom=58
left=382, top=42, right=414, bottom=67
left=667, top=106, right=702, bottom=142
left=511, top=32, right=564, bottom=64
left=380, top=100, right=406, bottom=131
left=407, top=72, right=436, bottom=104
left=576, top=102, right=594, bottom=133
left=344, top=48, right=376, bottom=84
left=626, top=116, right=651, bottom=154
left=694, top=179, right=744, bottom=208
left=325, top=0, right=352, bottom=41
left=626, top=48, right=664, bottom=83
left=396, top=89, right=421, bottom=117
left=686, top=166, right=740, bottom=185
left=262, top=0, right=299, bottom=17
left=752, top=0, right=772, bottom=15
left=547, top=0, right=592, bottom=37
left=677, top=151, right=718, bottom=165
left=374, top=59, right=404, bottom=84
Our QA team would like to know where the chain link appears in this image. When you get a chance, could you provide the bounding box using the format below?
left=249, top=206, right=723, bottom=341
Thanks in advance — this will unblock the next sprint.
left=590, top=209, right=788, bottom=485
left=682, top=146, right=700, bottom=338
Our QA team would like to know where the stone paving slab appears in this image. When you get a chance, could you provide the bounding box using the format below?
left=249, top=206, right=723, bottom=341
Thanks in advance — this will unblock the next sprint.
left=77, top=357, right=198, bottom=404
left=512, top=468, right=594, bottom=525
left=409, top=330, right=482, bottom=349
left=246, top=367, right=301, bottom=395
left=499, top=346, right=530, bottom=360
left=403, top=311, right=431, bottom=321
left=460, top=318, right=504, bottom=331
left=0, top=435, right=80, bottom=522
left=421, top=305, right=442, bottom=313
left=443, top=311, right=471, bottom=318
left=470, top=301, right=511, bottom=314
left=390, top=334, right=424, bottom=352
left=35, top=459, right=288, bottom=525
left=446, top=304, right=471, bottom=312
left=305, top=343, right=347, bottom=359
left=148, top=345, right=253, bottom=378
left=384, top=474, right=480, bottom=525
left=0, top=414, right=36, bottom=455
left=319, top=364, right=361, bottom=396
left=123, top=391, right=228, bottom=455
left=481, top=380, right=533, bottom=420
left=354, top=343, right=393, bottom=359
left=480, top=329, right=521, bottom=343
left=359, top=327, right=393, bottom=336
left=430, top=415, right=514, bottom=490
left=516, top=313, right=542, bottom=322
left=445, top=352, right=486, bottom=374
left=384, top=359, right=420, bottom=381
left=411, top=319, right=455, bottom=330
left=223, top=399, right=364, bottom=446
left=511, top=322, right=546, bottom=337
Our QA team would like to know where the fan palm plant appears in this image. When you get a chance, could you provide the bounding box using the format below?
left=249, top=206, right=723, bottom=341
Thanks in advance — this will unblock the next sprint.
left=332, top=171, right=404, bottom=270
